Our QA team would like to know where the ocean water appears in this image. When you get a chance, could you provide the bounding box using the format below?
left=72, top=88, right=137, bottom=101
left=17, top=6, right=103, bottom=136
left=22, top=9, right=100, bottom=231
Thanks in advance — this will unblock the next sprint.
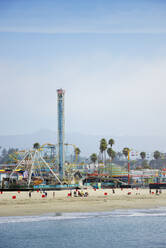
left=1, top=209, right=166, bottom=248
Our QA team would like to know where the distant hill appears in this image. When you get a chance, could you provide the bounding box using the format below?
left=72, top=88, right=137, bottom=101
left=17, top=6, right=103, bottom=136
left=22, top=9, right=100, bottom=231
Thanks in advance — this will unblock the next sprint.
left=0, top=129, right=166, bottom=156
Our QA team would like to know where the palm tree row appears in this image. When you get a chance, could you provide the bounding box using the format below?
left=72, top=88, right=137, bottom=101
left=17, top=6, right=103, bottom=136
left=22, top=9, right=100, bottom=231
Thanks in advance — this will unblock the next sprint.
left=99, top=138, right=116, bottom=164
left=90, top=138, right=162, bottom=166
left=107, top=138, right=116, bottom=161
left=139, top=150, right=161, bottom=161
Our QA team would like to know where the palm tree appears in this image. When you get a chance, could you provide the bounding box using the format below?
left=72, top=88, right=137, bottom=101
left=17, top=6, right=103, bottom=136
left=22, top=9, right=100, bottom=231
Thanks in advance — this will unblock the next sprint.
left=99, top=138, right=107, bottom=164
left=140, top=152, right=146, bottom=160
left=108, top=138, right=115, bottom=148
left=123, top=147, right=130, bottom=184
left=90, top=153, right=97, bottom=168
left=74, top=147, right=81, bottom=162
left=107, top=148, right=116, bottom=177
left=90, top=153, right=97, bottom=166
left=154, top=150, right=160, bottom=160
left=33, top=142, right=40, bottom=149
left=122, top=147, right=130, bottom=159
left=107, top=148, right=116, bottom=161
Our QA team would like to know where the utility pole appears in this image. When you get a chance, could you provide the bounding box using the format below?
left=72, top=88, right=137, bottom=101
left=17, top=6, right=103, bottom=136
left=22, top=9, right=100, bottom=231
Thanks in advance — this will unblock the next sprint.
left=128, top=150, right=130, bottom=185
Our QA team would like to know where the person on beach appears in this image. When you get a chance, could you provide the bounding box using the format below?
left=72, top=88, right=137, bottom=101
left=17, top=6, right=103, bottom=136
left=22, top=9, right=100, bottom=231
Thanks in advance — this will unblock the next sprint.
left=29, top=191, right=31, bottom=198
left=84, top=191, right=88, bottom=197
left=74, top=191, right=77, bottom=197
left=156, top=189, right=159, bottom=195
left=53, top=192, right=55, bottom=198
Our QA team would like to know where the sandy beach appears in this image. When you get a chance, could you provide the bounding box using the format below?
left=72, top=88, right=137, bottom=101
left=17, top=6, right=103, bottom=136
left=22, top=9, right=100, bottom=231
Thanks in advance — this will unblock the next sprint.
left=0, top=188, right=166, bottom=217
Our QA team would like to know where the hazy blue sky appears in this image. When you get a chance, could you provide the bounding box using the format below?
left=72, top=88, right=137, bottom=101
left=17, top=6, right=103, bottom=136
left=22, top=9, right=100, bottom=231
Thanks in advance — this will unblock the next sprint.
left=0, top=0, right=166, bottom=137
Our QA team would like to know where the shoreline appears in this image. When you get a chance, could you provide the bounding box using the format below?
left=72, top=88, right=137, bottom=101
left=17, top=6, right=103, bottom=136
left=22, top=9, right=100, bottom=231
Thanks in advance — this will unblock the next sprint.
left=0, top=188, right=166, bottom=217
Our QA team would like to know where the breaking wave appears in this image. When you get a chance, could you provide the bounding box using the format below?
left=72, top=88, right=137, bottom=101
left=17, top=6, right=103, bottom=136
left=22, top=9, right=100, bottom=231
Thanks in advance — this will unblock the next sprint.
left=1, top=208, right=166, bottom=224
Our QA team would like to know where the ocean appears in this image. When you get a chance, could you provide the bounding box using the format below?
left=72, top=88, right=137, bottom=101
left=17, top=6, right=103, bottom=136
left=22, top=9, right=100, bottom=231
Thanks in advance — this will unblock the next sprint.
left=0, top=208, right=166, bottom=248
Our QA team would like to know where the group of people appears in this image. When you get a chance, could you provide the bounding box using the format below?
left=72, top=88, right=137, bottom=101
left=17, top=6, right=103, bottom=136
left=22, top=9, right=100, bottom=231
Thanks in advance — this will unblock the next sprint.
left=149, top=188, right=162, bottom=195
left=71, top=190, right=88, bottom=197
left=28, top=190, right=48, bottom=198
left=28, top=189, right=90, bottom=198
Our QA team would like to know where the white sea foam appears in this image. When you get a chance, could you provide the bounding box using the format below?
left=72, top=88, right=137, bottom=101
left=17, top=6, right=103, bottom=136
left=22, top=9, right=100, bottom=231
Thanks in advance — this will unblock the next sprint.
left=1, top=208, right=166, bottom=224
left=0, top=213, right=93, bottom=224
left=107, top=208, right=166, bottom=218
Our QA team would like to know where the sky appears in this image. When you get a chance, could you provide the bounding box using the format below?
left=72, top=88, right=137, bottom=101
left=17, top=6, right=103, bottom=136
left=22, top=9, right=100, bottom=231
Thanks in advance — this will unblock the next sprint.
left=0, top=0, right=166, bottom=138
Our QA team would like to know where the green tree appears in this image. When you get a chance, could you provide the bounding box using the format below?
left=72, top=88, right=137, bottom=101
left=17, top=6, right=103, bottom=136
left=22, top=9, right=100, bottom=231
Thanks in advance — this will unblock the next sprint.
left=108, top=138, right=115, bottom=148
left=154, top=150, right=160, bottom=160
left=33, top=143, right=40, bottom=149
left=99, top=138, right=107, bottom=164
left=140, top=152, right=146, bottom=160
left=107, top=148, right=116, bottom=161
left=122, top=147, right=130, bottom=159
left=0, top=148, right=18, bottom=164
left=107, top=148, right=116, bottom=177
left=75, top=147, right=80, bottom=155
left=90, top=153, right=97, bottom=165
left=75, top=147, right=81, bottom=162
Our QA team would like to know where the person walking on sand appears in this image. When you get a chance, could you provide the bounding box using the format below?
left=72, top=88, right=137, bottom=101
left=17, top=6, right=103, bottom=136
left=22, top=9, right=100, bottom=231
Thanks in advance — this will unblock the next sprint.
left=53, top=191, right=55, bottom=198
left=74, top=191, right=77, bottom=197
left=29, top=191, right=31, bottom=198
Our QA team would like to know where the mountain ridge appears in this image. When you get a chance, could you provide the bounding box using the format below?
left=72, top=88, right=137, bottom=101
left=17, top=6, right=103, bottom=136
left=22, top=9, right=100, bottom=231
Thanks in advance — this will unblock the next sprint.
left=0, top=129, right=165, bottom=156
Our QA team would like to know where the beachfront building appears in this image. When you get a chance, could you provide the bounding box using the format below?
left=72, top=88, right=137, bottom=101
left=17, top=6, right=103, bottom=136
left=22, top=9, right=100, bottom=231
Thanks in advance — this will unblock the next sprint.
left=130, top=169, right=159, bottom=185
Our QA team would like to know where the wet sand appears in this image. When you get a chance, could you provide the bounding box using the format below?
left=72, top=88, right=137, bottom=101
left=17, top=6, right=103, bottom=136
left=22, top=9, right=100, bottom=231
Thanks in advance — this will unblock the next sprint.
left=0, top=188, right=166, bottom=216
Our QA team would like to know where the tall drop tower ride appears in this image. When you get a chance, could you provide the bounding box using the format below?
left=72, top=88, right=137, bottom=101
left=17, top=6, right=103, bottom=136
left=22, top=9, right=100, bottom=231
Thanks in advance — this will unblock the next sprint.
left=57, top=89, right=65, bottom=179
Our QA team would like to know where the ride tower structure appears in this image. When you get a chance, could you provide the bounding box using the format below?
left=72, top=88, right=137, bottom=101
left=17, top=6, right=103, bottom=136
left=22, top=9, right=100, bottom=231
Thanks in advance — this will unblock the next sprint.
left=57, top=89, right=65, bottom=180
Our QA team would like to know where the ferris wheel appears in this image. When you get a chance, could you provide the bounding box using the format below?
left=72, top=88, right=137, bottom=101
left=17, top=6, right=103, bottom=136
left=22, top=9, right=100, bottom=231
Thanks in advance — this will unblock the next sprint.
left=9, top=142, right=81, bottom=187
left=9, top=143, right=61, bottom=187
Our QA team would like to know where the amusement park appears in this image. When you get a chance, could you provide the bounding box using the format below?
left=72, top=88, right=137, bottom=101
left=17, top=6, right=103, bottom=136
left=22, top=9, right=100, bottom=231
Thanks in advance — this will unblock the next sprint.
left=0, top=89, right=166, bottom=191
left=0, top=89, right=85, bottom=190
